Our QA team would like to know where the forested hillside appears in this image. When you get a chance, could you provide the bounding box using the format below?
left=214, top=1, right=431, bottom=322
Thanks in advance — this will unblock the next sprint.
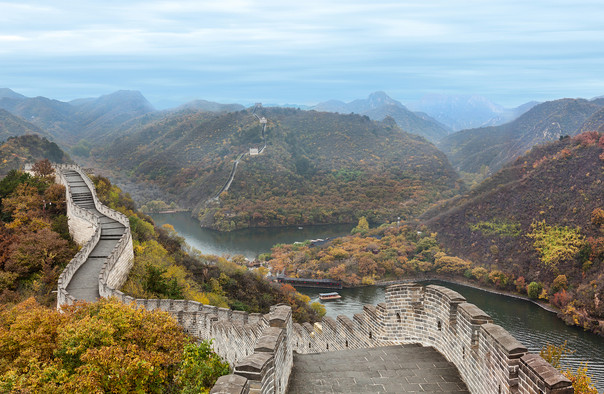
left=424, top=132, right=604, bottom=333
left=0, top=135, right=69, bottom=176
left=96, top=107, right=461, bottom=230
left=438, top=98, right=603, bottom=175
left=91, top=175, right=323, bottom=322
left=0, top=164, right=77, bottom=306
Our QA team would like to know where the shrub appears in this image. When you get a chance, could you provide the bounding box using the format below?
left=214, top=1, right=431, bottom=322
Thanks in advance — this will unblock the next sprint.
left=527, top=282, right=542, bottom=299
left=514, top=276, right=527, bottom=294
left=469, top=219, right=521, bottom=237
left=551, top=275, right=569, bottom=294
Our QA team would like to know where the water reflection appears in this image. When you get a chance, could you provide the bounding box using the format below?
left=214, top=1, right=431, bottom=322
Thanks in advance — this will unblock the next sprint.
left=150, top=212, right=351, bottom=260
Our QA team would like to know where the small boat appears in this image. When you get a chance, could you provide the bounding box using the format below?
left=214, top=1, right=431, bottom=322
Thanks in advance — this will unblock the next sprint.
left=319, top=292, right=341, bottom=301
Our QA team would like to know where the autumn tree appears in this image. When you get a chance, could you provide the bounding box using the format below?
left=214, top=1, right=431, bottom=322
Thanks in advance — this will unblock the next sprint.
left=31, top=158, right=55, bottom=180
left=0, top=298, right=229, bottom=392
left=528, top=220, right=584, bottom=271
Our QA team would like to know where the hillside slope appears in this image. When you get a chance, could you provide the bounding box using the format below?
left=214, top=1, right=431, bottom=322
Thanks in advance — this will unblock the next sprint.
left=0, top=135, right=70, bottom=176
left=579, top=107, right=604, bottom=133
left=97, top=107, right=461, bottom=230
left=437, top=98, right=602, bottom=174
left=423, top=132, right=604, bottom=332
left=0, top=109, right=51, bottom=141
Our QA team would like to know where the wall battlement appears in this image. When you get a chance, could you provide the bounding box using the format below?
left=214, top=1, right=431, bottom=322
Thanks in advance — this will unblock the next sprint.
left=56, top=164, right=573, bottom=394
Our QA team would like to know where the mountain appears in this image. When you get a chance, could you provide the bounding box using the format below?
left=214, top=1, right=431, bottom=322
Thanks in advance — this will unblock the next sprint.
left=0, top=134, right=70, bottom=176
left=175, top=100, right=245, bottom=113
left=96, top=107, right=461, bottom=231
left=422, top=132, right=604, bottom=333
left=407, top=94, right=538, bottom=131
left=313, top=92, right=450, bottom=142
left=0, top=109, right=51, bottom=141
left=69, top=90, right=155, bottom=142
left=437, top=98, right=603, bottom=174
left=0, top=90, right=155, bottom=146
left=0, top=88, right=26, bottom=100
left=0, top=96, right=79, bottom=144
left=590, top=97, right=604, bottom=106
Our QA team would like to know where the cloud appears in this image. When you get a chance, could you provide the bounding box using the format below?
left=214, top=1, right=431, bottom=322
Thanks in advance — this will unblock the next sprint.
left=0, top=0, right=603, bottom=107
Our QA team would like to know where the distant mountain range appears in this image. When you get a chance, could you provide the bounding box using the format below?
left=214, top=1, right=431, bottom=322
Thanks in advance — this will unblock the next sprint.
left=437, top=98, right=604, bottom=174
left=312, top=92, right=451, bottom=143
left=0, top=88, right=248, bottom=147
left=2, top=87, right=604, bottom=182
left=0, top=89, right=155, bottom=145
left=175, top=100, right=245, bottom=113
left=407, top=94, right=538, bottom=131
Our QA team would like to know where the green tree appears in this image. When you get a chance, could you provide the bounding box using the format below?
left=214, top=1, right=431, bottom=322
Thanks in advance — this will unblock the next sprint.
left=351, top=216, right=369, bottom=234
left=310, top=302, right=326, bottom=318
left=527, top=282, right=542, bottom=299
left=175, top=340, right=230, bottom=394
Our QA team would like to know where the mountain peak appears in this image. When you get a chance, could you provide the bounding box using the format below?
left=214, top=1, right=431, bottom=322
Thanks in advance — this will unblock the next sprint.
left=0, top=88, right=27, bottom=100
left=367, top=91, right=404, bottom=109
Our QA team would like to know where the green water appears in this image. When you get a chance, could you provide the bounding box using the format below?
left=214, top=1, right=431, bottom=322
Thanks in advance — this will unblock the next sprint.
left=150, top=211, right=352, bottom=260
left=151, top=212, right=604, bottom=391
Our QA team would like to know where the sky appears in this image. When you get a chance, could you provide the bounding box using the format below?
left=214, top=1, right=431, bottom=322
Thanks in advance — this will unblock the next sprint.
left=1, top=0, right=604, bottom=109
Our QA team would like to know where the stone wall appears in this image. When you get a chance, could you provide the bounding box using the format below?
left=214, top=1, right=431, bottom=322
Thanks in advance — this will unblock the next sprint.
left=282, top=283, right=573, bottom=394
left=54, top=164, right=102, bottom=307
left=55, top=164, right=572, bottom=393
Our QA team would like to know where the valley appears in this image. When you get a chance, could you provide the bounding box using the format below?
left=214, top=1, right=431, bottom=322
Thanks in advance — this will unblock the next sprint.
left=1, top=88, right=603, bottom=339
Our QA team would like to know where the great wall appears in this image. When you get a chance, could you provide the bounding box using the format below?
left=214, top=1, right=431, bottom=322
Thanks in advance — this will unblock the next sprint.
left=54, top=164, right=574, bottom=393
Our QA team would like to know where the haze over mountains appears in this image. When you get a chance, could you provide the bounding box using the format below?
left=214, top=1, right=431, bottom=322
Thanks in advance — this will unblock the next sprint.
left=2, top=86, right=604, bottom=185
left=0, top=89, right=155, bottom=145
left=407, top=94, right=540, bottom=131
left=312, top=92, right=451, bottom=143
left=438, top=98, right=604, bottom=174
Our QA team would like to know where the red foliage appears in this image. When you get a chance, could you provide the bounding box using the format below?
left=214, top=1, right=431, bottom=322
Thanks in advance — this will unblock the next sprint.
left=586, top=236, right=604, bottom=260
left=551, top=289, right=572, bottom=309
left=514, top=276, right=527, bottom=294
left=573, top=131, right=600, bottom=146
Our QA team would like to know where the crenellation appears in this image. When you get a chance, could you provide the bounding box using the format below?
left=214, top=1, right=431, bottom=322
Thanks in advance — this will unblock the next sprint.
left=55, top=164, right=575, bottom=394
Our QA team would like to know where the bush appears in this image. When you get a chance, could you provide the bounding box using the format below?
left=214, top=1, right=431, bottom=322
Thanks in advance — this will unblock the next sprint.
left=527, top=282, right=542, bottom=299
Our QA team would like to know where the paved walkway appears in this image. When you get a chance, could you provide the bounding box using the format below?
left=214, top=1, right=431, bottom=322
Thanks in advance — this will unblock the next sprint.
left=288, top=344, right=469, bottom=393
left=63, top=169, right=126, bottom=302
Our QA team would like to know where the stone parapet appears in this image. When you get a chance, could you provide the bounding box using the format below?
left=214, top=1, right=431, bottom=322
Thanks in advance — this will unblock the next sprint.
left=53, top=164, right=572, bottom=394
left=54, top=165, right=101, bottom=307
left=287, top=283, right=572, bottom=394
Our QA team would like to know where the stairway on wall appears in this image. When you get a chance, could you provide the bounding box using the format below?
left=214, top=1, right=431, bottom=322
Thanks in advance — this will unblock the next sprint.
left=62, top=170, right=126, bottom=302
